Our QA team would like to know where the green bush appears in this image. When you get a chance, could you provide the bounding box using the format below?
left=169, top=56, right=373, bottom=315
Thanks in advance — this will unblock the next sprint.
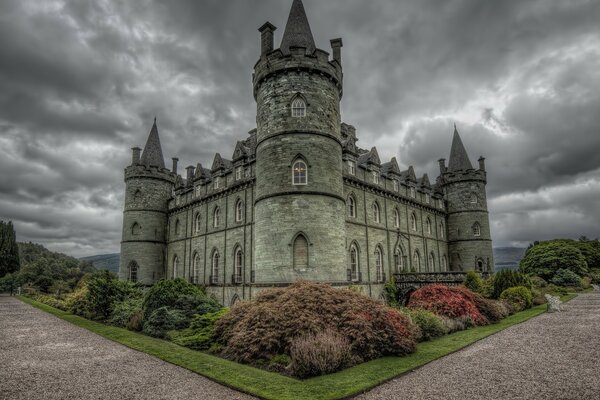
left=142, top=279, right=218, bottom=320
left=289, top=329, right=355, bottom=378
left=170, top=308, right=229, bottom=350
left=126, top=310, right=144, bottom=331
left=383, top=277, right=399, bottom=307
left=143, top=307, right=189, bottom=338
left=109, top=298, right=144, bottom=328
left=64, top=284, right=93, bottom=318
left=404, top=308, right=448, bottom=341
left=550, top=268, right=582, bottom=287
left=530, top=276, right=548, bottom=288
left=86, top=270, right=141, bottom=320
left=463, top=271, right=483, bottom=293
left=492, top=269, right=532, bottom=299
left=520, top=241, right=588, bottom=280
left=500, top=286, right=533, bottom=312
left=34, top=294, right=66, bottom=310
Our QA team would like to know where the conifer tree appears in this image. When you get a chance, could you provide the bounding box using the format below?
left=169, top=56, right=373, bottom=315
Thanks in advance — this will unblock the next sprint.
left=0, top=221, right=20, bottom=277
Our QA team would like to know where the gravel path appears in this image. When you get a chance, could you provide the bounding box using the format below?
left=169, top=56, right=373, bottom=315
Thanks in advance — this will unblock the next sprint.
left=0, top=295, right=255, bottom=400
left=357, top=291, right=600, bottom=400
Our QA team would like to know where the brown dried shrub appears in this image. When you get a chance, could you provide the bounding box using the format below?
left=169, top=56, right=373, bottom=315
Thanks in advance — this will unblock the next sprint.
left=289, top=329, right=355, bottom=378
left=213, top=281, right=420, bottom=365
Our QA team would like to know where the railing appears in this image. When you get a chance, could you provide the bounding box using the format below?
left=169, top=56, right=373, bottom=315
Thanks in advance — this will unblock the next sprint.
left=393, top=271, right=491, bottom=289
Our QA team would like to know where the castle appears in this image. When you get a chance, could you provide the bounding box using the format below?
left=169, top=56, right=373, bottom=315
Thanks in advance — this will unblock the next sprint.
left=119, top=0, right=493, bottom=304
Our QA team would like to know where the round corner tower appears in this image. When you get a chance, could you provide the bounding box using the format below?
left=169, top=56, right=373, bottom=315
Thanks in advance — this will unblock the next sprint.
left=441, top=126, right=494, bottom=272
left=119, top=120, right=175, bottom=285
left=252, top=0, right=347, bottom=283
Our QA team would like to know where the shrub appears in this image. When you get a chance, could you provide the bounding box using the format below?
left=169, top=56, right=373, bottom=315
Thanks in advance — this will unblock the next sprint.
left=213, top=281, right=419, bottom=366
left=383, top=277, right=399, bottom=307
left=64, top=285, right=93, bottom=318
left=126, top=310, right=144, bottom=331
left=109, top=298, right=144, bottom=328
left=170, top=308, right=229, bottom=350
left=550, top=269, right=582, bottom=287
left=463, top=271, right=483, bottom=293
left=407, top=284, right=488, bottom=325
left=519, top=241, right=588, bottom=280
left=142, top=279, right=218, bottom=320
left=34, top=294, right=66, bottom=310
left=530, top=276, right=548, bottom=288
left=143, top=307, right=189, bottom=338
left=491, top=269, right=532, bottom=299
left=500, top=286, right=533, bottom=312
left=404, top=308, right=448, bottom=341
left=86, top=271, right=140, bottom=320
left=440, top=316, right=466, bottom=333
left=289, top=329, right=355, bottom=378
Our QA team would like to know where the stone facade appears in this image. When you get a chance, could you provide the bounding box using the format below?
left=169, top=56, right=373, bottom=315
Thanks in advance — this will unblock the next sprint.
left=118, top=0, right=494, bottom=305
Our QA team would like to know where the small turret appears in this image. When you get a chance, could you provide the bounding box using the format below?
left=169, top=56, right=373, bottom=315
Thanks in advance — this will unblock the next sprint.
left=140, top=118, right=165, bottom=169
left=280, top=0, right=315, bottom=55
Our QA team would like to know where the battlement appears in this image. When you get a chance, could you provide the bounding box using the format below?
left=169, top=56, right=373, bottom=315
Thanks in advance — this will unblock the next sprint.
left=124, top=164, right=176, bottom=183
left=442, top=168, right=487, bottom=185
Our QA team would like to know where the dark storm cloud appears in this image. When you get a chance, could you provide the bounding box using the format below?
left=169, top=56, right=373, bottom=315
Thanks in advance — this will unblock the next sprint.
left=0, top=0, right=599, bottom=256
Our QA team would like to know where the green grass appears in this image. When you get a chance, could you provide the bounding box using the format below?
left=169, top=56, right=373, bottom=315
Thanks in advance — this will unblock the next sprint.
left=17, top=294, right=576, bottom=400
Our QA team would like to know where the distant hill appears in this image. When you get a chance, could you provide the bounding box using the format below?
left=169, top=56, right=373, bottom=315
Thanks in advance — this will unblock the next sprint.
left=493, top=247, right=527, bottom=271
left=80, top=253, right=120, bottom=274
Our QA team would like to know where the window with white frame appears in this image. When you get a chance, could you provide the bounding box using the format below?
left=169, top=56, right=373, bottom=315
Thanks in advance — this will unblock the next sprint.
left=211, top=251, right=219, bottom=284
left=348, top=160, right=356, bottom=175
left=292, top=160, right=307, bottom=185
left=375, top=247, right=384, bottom=282
left=291, top=98, right=306, bottom=117
left=350, top=245, right=359, bottom=281
left=373, top=202, right=381, bottom=223
left=347, top=196, right=356, bottom=218
left=234, top=247, right=243, bottom=283
left=192, top=253, right=200, bottom=283
left=410, top=213, right=417, bottom=231
left=195, top=213, right=201, bottom=233
left=394, top=209, right=400, bottom=228
left=235, top=200, right=243, bottom=222
left=473, top=222, right=481, bottom=237
left=235, top=166, right=242, bottom=181
left=213, top=207, right=220, bottom=228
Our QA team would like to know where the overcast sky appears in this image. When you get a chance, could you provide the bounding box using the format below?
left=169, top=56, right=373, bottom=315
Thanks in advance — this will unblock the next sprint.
left=1, top=0, right=599, bottom=257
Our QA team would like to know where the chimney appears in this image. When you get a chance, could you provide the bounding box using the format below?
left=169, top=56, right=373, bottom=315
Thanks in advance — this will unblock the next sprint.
left=258, top=22, right=276, bottom=56
left=438, top=158, right=446, bottom=175
left=330, top=38, right=343, bottom=63
left=186, top=165, right=195, bottom=186
left=172, top=157, right=179, bottom=174
left=131, top=147, right=141, bottom=165
left=478, top=156, right=486, bottom=171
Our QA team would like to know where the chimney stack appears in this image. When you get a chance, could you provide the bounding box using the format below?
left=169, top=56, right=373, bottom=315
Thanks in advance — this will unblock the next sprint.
left=478, top=156, right=486, bottom=171
left=438, top=158, right=446, bottom=175
left=186, top=165, right=195, bottom=186
left=131, top=147, right=141, bottom=165
left=258, top=22, right=276, bottom=56
left=330, top=38, right=343, bottom=63
left=172, top=157, right=179, bottom=174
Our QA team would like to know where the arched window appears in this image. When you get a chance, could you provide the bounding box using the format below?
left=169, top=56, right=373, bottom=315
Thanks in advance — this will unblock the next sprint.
left=410, top=213, right=417, bottom=231
left=234, top=247, right=243, bottom=283
left=394, top=209, right=400, bottom=228
left=133, top=189, right=141, bottom=201
left=292, top=160, right=307, bottom=185
left=372, top=171, right=379, bottom=185
left=373, top=202, right=381, bottom=223
left=291, top=98, right=306, bottom=117
left=393, top=180, right=399, bottom=192
left=471, top=193, right=478, bottom=204
left=439, top=222, right=445, bottom=239
left=128, top=261, right=138, bottom=282
left=235, top=200, right=243, bottom=222
left=131, top=222, right=141, bottom=236
left=413, top=250, right=421, bottom=272
left=347, top=195, right=356, bottom=218
left=211, top=251, right=219, bottom=284
left=192, top=252, right=200, bottom=284
left=174, top=219, right=180, bottom=236
left=394, top=247, right=404, bottom=273
left=375, top=247, right=384, bottom=282
left=473, top=222, right=481, bottom=237
left=441, top=255, right=448, bottom=272
left=195, top=213, right=202, bottom=233
left=428, top=252, right=435, bottom=272
left=213, top=207, right=220, bottom=228
left=172, top=256, right=179, bottom=278
left=230, top=294, right=240, bottom=306
left=349, top=244, right=359, bottom=282
left=426, top=218, right=432, bottom=235
left=293, top=234, right=309, bottom=270
left=477, top=259, right=484, bottom=271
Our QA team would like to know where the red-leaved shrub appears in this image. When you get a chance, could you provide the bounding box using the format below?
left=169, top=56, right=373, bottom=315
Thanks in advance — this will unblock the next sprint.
left=408, top=284, right=488, bottom=325
left=213, top=281, right=420, bottom=367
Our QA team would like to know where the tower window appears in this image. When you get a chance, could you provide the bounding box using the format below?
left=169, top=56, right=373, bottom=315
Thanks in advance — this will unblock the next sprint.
left=235, top=200, right=243, bottom=222
left=471, top=193, right=478, bottom=204
left=293, top=234, right=309, bottom=270
left=292, top=160, right=307, bottom=185
left=473, top=222, right=481, bottom=237
left=128, top=261, right=138, bottom=283
left=131, top=222, right=141, bottom=236
left=291, top=98, right=306, bottom=117
left=347, top=196, right=356, bottom=218
left=348, top=160, right=356, bottom=175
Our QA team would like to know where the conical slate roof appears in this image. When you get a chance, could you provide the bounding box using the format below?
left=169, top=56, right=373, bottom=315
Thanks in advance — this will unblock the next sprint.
left=448, top=125, right=473, bottom=172
left=140, top=118, right=165, bottom=168
left=280, top=0, right=316, bottom=54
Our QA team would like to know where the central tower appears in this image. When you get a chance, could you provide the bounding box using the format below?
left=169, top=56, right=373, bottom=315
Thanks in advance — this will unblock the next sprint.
left=253, top=0, right=347, bottom=283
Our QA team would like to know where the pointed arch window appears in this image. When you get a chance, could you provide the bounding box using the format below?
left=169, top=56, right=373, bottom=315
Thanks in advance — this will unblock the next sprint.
left=394, top=247, right=405, bottom=273
left=195, top=213, right=202, bottom=233
left=347, top=195, right=356, bottom=218
left=133, top=189, right=141, bottom=201
left=172, top=256, right=179, bottom=278
left=349, top=244, right=359, bottom=282
left=233, top=247, right=243, bottom=284
left=439, top=222, right=445, bottom=239
left=428, top=252, right=435, bottom=272
left=426, top=218, right=432, bottom=235
left=373, top=202, right=381, bottom=223
left=128, top=261, right=138, bottom=283
left=441, top=255, right=448, bottom=272
left=410, top=213, right=417, bottom=231
left=235, top=200, right=243, bottom=222
left=213, top=207, right=220, bottom=228
left=192, top=253, right=200, bottom=284
left=471, top=193, right=478, bottom=204
left=375, top=247, right=384, bottom=282
left=210, top=250, right=220, bottom=285
left=413, top=250, right=421, bottom=272
left=293, top=234, right=309, bottom=270
left=292, top=160, right=307, bottom=185
left=131, top=222, right=141, bottom=236
left=291, top=98, right=306, bottom=117
left=394, top=209, right=400, bottom=228
left=473, top=222, right=481, bottom=237
left=174, top=219, right=180, bottom=236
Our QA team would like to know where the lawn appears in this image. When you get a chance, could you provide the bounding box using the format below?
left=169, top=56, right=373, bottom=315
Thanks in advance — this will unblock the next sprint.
left=17, top=294, right=576, bottom=400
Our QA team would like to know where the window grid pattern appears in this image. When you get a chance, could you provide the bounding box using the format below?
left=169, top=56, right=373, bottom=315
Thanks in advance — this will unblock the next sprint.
left=293, top=161, right=307, bottom=185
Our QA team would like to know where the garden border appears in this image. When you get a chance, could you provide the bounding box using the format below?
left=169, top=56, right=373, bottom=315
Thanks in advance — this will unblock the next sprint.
left=17, top=294, right=576, bottom=400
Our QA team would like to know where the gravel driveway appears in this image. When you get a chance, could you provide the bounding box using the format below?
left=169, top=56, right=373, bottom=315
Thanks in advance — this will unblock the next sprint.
left=357, top=291, right=600, bottom=400
left=0, top=295, right=255, bottom=400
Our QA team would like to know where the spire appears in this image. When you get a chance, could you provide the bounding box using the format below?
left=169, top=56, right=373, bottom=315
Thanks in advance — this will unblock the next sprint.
left=280, top=0, right=316, bottom=54
left=448, top=125, right=473, bottom=172
left=140, top=118, right=165, bottom=168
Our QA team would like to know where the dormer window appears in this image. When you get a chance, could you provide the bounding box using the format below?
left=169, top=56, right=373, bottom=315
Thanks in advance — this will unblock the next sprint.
left=372, top=171, right=379, bottom=185
left=213, top=177, right=220, bottom=190
left=235, top=166, right=242, bottom=181
left=410, top=187, right=416, bottom=198
left=425, top=194, right=430, bottom=204
left=393, top=180, right=399, bottom=192
left=291, top=98, right=306, bottom=117
left=348, top=160, right=356, bottom=175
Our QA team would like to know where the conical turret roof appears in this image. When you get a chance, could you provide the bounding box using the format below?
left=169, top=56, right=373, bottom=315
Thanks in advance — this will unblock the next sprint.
left=140, top=118, right=165, bottom=168
left=280, top=0, right=316, bottom=54
left=448, top=125, right=473, bottom=172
